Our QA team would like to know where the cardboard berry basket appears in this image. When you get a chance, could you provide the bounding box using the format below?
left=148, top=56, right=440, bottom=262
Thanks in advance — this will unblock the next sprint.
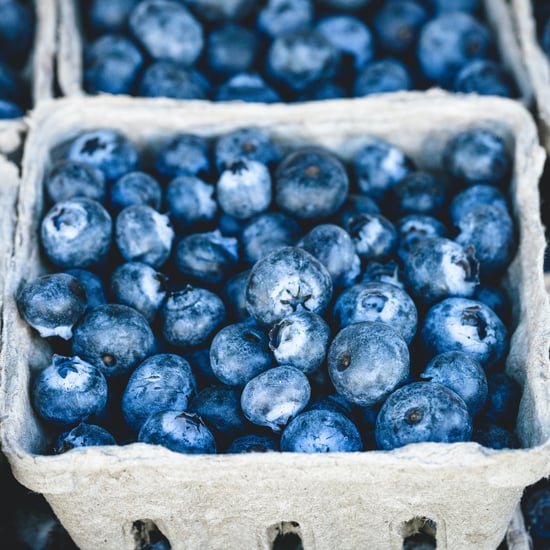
left=1, top=92, right=550, bottom=550
left=510, top=0, right=550, bottom=152
left=57, top=0, right=533, bottom=106
left=0, top=0, right=57, bottom=158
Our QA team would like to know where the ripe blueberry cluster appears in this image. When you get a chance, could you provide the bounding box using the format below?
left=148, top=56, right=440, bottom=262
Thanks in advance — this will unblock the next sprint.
left=0, top=0, right=34, bottom=119
left=18, top=124, right=522, bottom=455
left=81, top=0, right=518, bottom=102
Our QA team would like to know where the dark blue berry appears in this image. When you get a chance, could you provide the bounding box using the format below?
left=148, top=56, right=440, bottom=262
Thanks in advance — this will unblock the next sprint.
left=138, top=62, right=210, bottom=100
left=375, top=381, right=472, bottom=450
left=160, top=285, right=226, bottom=349
left=54, top=423, right=117, bottom=453
left=32, top=355, right=109, bottom=427
left=138, top=410, right=216, bottom=454
left=328, top=321, right=410, bottom=407
left=109, top=171, right=162, bottom=214
left=122, top=353, right=196, bottom=433
left=353, top=59, right=412, bottom=96
left=65, top=268, right=107, bottom=309
left=154, top=133, right=210, bottom=180
left=241, top=365, right=311, bottom=432
left=72, top=303, right=155, bottom=379
left=40, top=198, right=113, bottom=269
left=226, top=433, right=279, bottom=453
left=215, top=72, right=282, bottom=103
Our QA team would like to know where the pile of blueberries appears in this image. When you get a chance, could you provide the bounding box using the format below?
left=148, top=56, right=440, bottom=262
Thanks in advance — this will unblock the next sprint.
left=17, top=124, right=523, bottom=456
left=81, top=0, right=519, bottom=102
left=0, top=0, right=35, bottom=119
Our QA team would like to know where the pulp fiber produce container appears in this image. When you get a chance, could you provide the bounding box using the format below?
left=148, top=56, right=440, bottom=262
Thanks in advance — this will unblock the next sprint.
left=0, top=0, right=57, bottom=157
left=57, top=0, right=532, bottom=105
left=511, top=0, right=550, bottom=152
left=1, top=91, right=550, bottom=550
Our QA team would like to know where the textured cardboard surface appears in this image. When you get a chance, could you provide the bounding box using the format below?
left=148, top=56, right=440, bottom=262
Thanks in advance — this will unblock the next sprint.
left=0, top=0, right=57, bottom=156
left=57, top=0, right=532, bottom=105
left=511, top=0, right=550, bottom=151
left=1, top=93, right=549, bottom=550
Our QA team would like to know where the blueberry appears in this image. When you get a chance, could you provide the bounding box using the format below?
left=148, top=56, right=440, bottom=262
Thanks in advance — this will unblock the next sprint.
left=129, top=0, right=204, bottom=66
left=222, top=269, right=251, bottom=322
left=67, top=129, right=140, bottom=182
left=453, top=60, right=516, bottom=98
left=226, top=433, right=279, bottom=453
left=275, top=147, right=349, bottom=220
left=443, top=127, right=511, bottom=187
left=154, top=133, right=210, bottom=181
left=351, top=138, right=414, bottom=203
left=86, top=0, right=140, bottom=34
left=454, top=204, right=516, bottom=280
left=327, top=321, right=410, bottom=407
left=215, top=72, right=282, bottom=103
left=280, top=409, right=362, bottom=453
left=115, top=204, right=174, bottom=268
left=160, top=285, right=226, bottom=348
left=257, top=0, right=313, bottom=39
left=403, top=237, right=479, bottom=306
left=241, top=211, right=301, bottom=265
left=396, top=214, right=447, bottom=263
left=216, top=160, right=272, bottom=220
left=360, top=259, right=404, bottom=288
left=472, top=284, right=510, bottom=323
left=353, top=59, right=412, bottom=96
left=83, top=34, right=145, bottom=95
left=522, top=481, right=550, bottom=541
left=209, top=321, right=273, bottom=386
left=0, top=98, right=23, bottom=119
left=0, top=60, right=29, bottom=106
left=138, top=410, right=216, bottom=454
left=420, top=297, right=509, bottom=371
left=206, top=24, right=258, bottom=78
left=183, top=347, right=217, bottom=389
left=483, top=372, right=521, bottom=429
left=32, top=355, right=109, bottom=427
left=375, top=381, right=472, bottom=450
left=65, top=268, right=107, bottom=309
left=448, top=184, right=509, bottom=225
left=110, top=171, right=162, bottom=214
left=245, top=246, right=333, bottom=326
left=298, top=223, right=360, bottom=289
left=373, top=1, right=428, bottom=57
left=54, top=423, right=117, bottom=453
left=334, top=193, right=381, bottom=228
left=214, top=127, right=282, bottom=173
left=110, top=261, right=167, bottom=322
left=40, top=198, right=113, bottom=269
left=316, top=15, right=374, bottom=71
left=319, top=0, right=371, bottom=9
left=174, top=230, right=239, bottom=286
left=346, top=212, right=398, bottom=262
left=183, top=0, right=255, bottom=22
left=267, top=29, right=339, bottom=93
left=0, top=0, right=35, bottom=67
left=472, top=420, right=519, bottom=449
left=165, top=175, right=217, bottom=231
left=268, top=311, right=330, bottom=374
left=121, top=353, right=196, bottom=434
left=297, top=80, right=346, bottom=101
left=306, top=393, right=356, bottom=419
left=419, top=351, right=488, bottom=416
left=428, top=0, right=480, bottom=13
left=138, top=61, right=210, bottom=99
left=72, top=304, right=155, bottom=379
left=389, top=170, right=449, bottom=218
left=44, top=160, right=106, bottom=205
left=417, top=12, right=493, bottom=88
left=240, top=365, right=311, bottom=432
left=17, top=273, right=87, bottom=340
left=333, top=282, right=418, bottom=344
left=188, top=384, right=249, bottom=446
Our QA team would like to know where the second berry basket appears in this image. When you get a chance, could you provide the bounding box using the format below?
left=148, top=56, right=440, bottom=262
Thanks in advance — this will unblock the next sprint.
left=1, top=91, right=549, bottom=549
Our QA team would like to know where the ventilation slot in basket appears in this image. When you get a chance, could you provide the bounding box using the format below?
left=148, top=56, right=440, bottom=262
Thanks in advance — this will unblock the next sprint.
left=402, top=517, right=437, bottom=549
left=268, top=521, right=304, bottom=550
left=132, top=519, right=171, bottom=550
